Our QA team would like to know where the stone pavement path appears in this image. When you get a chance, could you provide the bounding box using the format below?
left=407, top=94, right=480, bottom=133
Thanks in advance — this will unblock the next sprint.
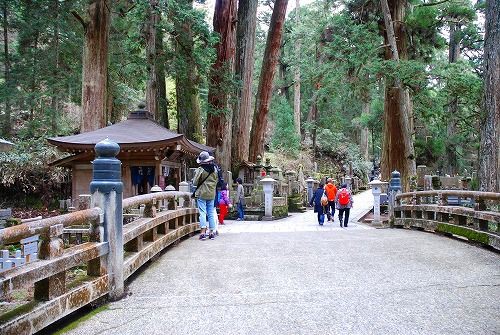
left=63, top=191, right=500, bottom=335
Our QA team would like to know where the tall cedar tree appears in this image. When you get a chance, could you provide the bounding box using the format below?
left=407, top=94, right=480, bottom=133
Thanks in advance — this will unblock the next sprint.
left=379, top=0, right=416, bottom=190
left=232, top=0, right=258, bottom=169
left=207, top=0, right=237, bottom=175
left=249, top=0, right=289, bottom=161
left=2, top=0, right=12, bottom=137
left=175, top=0, right=202, bottom=140
left=145, top=0, right=168, bottom=127
left=479, top=0, right=499, bottom=192
left=73, top=0, right=110, bottom=132
left=293, top=0, right=301, bottom=136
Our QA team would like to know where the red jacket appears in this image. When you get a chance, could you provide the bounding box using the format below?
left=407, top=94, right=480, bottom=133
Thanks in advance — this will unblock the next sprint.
left=324, top=183, right=337, bottom=201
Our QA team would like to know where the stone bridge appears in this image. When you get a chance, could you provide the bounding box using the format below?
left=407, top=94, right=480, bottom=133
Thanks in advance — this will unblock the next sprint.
left=50, top=191, right=500, bottom=335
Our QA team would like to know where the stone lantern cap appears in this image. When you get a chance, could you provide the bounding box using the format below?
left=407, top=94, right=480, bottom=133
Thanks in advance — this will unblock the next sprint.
left=368, top=179, right=388, bottom=187
left=150, top=185, right=163, bottom=193
left=260, top=177, right=276, bottom=184
left=164, top=185, right=176, bottom=191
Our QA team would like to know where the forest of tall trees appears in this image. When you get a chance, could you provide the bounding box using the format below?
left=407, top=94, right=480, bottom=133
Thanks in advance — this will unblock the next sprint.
left=0, top=0, right=498, bottom=205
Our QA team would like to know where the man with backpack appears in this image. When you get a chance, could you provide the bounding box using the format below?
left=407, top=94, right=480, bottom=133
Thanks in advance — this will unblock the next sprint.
left=324, top=178, right=338, bottom=222
left=335, top=183, right=353, bottom=227
left=192, top=151, right=219, bottom=240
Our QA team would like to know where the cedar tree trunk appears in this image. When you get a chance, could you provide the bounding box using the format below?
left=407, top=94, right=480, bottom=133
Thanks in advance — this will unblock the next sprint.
left=2, top=0, right=12, bottom=137
left=175, top=0, right=201, bottom=139
left=207, top=0, right=237, bottom=174
left=78, top=0, right=110, bottom=132
left=380, top=0, right=416, bottom=190
left=479, top=0, right=500, bottom=192
left=249, top=0, right=289, bottom=162
left=293, top=0, right=301, bottom=136
left=232, top=0, right=258, bottom=168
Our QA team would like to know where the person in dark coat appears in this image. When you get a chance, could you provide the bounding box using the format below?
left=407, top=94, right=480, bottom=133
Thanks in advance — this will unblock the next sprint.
left=309, top=183, right=327, bottom=225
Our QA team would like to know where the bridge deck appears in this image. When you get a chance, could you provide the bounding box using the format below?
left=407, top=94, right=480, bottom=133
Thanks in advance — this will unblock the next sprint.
left=62, top=191, right=500, bottom=335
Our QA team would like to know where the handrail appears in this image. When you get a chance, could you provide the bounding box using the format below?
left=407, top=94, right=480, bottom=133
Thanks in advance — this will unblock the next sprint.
left=0, top=208, right=102, bottom=245
left=122, top=191, right=191, bottom=209
left=396, top=190, right=500, bottom=202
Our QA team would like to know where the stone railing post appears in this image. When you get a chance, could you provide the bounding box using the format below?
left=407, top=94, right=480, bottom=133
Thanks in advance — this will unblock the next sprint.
left=90, top=139, right=124, bottom=300
left=388, top=171, right=402, bottom=222
left=368, top=180, right=387, bottom=227
left=179, top=181, right=190, bottom=207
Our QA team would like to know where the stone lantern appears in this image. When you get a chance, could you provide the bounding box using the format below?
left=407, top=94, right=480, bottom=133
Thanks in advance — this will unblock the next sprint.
left=306, top=177, right=315, bottom=205
left=368, top=179, right=388, bottom=227
left=260, top=177, right=276, bottom=220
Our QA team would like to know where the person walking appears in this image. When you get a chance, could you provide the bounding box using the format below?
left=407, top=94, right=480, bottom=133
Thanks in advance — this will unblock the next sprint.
left=218, top=182, right=232, bottom=224
left=192, top=151, right=219, bottom=240
left=335, top=183, right=353, bottom=227
left=235, top=178, right=245, bottom=221
left=309, top=183, right=327, bottom=225
left=324, top=178, right=338, bottom=222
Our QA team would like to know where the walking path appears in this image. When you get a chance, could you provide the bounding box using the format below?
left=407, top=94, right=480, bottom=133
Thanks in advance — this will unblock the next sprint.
left=62, top=191, right=500, bottom=335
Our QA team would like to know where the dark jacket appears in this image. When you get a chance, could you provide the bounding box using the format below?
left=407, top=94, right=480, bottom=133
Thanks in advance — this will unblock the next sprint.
left=309, top=187, right=326, bottom=213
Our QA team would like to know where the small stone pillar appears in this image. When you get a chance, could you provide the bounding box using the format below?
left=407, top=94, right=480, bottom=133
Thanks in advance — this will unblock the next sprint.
left=261, top=177, right=275, bottom=221
left=165, top=184, right=177, bottom=209
left=149, top=185, right=163, bottom=214
left=90, top=139, right=124, bottom=300
left=368, top=179, right=388, bottom=227
left=178, top=181, right=190, bottom=208
left=306, top=177, right=315, bottom=205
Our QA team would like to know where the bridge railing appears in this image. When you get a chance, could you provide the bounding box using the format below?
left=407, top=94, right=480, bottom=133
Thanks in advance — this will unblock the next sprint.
left=0, top=140, right=199, bottom=335
left=393, top=190, right=500, bottom=250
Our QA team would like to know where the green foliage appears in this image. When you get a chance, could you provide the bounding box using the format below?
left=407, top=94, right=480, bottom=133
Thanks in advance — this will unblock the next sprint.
left=0, top=137, right=68, bottom=207
left=270, top=96, right=300, bottom=155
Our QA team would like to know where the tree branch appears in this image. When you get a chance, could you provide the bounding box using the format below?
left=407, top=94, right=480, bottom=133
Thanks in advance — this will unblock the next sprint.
left=417, top=0, right=450, bottom=7
left=71, top=11, right=86, bottom=29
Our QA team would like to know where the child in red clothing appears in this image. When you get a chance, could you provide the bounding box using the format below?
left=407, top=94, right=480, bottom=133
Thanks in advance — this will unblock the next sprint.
left=218, top=182, right=232, bottom=224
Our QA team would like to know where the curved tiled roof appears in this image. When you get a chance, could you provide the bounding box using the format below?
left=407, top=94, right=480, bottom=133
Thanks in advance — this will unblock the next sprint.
left=48, top=112, right=214, bottom=156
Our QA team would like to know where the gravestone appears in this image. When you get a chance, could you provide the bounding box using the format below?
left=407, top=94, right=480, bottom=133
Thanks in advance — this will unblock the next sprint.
left=0, top=208, right=12, bottom=228
left=416, top=165, right=427, bottom=190
left=440, top=176, right=462, bottom=190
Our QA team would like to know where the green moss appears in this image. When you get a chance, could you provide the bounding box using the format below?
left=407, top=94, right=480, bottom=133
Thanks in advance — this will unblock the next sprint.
left=272, top=205, right=288, bottom=218
left=0, top=301, right=38, bottom=324
left=52, top=305, right=109, bottom=335
left=437, top=223, right=489, bottom=245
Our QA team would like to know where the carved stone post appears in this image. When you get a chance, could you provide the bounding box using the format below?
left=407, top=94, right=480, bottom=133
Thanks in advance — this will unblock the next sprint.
left=90, top=139, right=124, bottom=300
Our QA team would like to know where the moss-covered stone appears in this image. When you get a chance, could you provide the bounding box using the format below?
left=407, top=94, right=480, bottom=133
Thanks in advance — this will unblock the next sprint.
left=437, top=223, right=489, bottom=245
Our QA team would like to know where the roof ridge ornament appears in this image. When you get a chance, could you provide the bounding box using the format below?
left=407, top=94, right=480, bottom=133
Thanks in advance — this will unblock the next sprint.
left=127, top=102, right=153, bottom=120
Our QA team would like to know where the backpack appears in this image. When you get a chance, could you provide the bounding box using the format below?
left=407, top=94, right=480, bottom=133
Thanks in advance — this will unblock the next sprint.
left=338, top=189, right=350, bottom=206
left=320, top=191, right=329, bottom=206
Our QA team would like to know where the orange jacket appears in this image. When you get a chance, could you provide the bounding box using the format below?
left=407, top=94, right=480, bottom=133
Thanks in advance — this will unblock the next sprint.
left=324, top=183, right=337, bottom=201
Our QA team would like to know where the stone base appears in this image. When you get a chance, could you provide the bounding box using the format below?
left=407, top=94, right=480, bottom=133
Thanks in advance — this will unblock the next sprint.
left=261, top=216, right=274, bottom=221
